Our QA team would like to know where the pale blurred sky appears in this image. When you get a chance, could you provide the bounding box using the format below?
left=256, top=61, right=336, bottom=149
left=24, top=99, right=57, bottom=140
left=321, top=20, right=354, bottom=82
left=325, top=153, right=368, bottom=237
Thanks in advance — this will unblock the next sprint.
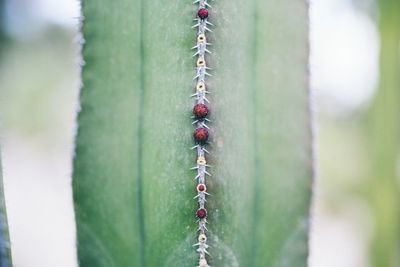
left=1, top=0, right=380, bottom=267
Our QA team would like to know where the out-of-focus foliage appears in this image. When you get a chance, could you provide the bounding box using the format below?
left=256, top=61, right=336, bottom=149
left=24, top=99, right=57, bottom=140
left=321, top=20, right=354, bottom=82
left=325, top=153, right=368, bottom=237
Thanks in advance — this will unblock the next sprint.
left=0, top=158, right=12, bottom=267
left=367, top=0, right=400, bottom=266
left=317, top=1, right=400, bottom=267
left=0, top=1, right=13, bottom=265
left=0, top=0, right=5, bottom=41
left=0, top=26, right=79, bottom=267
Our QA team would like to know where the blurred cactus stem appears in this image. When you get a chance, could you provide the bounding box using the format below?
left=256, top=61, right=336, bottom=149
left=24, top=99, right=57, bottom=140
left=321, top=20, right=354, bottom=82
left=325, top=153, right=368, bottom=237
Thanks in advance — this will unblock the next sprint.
left=367, top=0, right=400, bottom=267
left=0, top=155, right=12, bottom=267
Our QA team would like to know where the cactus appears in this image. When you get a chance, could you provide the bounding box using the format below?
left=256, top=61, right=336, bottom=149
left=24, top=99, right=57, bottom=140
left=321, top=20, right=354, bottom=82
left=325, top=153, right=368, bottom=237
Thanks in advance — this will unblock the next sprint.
left=367, top=0, right=400, bottom=266
left=73, top=0, right=312, bottom=266
left=0, top=154, right=12, bottom=267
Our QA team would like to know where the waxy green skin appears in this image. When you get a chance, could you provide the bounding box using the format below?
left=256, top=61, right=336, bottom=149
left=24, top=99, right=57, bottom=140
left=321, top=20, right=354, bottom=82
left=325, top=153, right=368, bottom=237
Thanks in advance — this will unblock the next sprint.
left=73, top=0, right=312, bottom=267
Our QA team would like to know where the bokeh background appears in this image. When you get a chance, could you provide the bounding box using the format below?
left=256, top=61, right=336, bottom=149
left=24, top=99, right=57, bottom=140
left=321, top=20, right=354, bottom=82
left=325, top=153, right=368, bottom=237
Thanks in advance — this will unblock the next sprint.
left=0, top=0, right=398, bottom=266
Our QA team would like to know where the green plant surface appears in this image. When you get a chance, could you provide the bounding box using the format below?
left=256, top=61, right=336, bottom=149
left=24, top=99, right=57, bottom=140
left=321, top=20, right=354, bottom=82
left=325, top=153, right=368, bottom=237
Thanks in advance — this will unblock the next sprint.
left=367, top=0, right=400, bottom=266
left=0, top=155, right=12, bottom=267
left=73, top=0, right=312, bottom=266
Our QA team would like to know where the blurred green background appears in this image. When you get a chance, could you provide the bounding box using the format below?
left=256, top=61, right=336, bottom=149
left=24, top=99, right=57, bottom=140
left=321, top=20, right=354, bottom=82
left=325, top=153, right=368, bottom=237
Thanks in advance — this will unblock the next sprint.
left=0, top=0, right=399, bottom=267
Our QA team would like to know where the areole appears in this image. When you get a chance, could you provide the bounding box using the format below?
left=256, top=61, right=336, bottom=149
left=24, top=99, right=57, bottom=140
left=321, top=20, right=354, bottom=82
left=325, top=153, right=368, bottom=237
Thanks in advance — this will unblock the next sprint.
left=191, top=0, right=213, bottom=266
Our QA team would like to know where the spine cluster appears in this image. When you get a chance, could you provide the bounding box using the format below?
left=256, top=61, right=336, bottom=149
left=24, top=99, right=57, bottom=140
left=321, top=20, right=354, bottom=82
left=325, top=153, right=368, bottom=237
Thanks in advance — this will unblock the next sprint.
left=191, top=1, right=213, bottom=267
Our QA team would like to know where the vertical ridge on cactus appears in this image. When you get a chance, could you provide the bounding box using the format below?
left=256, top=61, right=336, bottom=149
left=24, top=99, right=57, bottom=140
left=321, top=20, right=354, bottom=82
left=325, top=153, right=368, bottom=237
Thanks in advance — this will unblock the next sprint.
left=191, top=1, right=213, bottom=265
